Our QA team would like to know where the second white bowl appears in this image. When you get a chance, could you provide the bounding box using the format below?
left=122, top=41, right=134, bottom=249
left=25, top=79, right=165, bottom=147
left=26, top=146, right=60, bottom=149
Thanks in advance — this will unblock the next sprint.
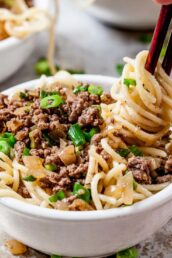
left=85, top=0, right=160, bottom=29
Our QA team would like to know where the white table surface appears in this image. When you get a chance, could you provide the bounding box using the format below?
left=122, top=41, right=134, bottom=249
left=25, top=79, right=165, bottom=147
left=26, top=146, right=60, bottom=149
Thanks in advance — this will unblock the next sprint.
left=0, top=0, right=171, bottom=257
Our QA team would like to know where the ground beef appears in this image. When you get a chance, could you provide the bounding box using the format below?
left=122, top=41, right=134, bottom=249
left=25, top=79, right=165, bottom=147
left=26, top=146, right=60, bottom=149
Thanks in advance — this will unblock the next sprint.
left=15, top=128, right=29, bottom=141
left=0, top=94, right=8, bottom=108
left=78, top=107, right=103, bottom=127
left=49, top=121, right=67, bottom=138
left=101, top=93, right=114, bottom=104
left=165, top=155, right=172, bottom=173
left=30, top=148, right=44, bottom=158
left=68, top=199, right=94, bottom=211
left=40, top=162, right=88, bottom=192
left=68, top=97, right=88, bottom=123
left=17, top=183, right=30, bottom=198
left=128, top=157, right=152, bottom=184
left=68, top=163, right=88, bottom=177
left=156, top=175, right=172, bottom=183
left=14, top=141, right=26, bottom=161
left=91, top=133, right=104, bottom=146
left=30, top=128, right=42, bottom=148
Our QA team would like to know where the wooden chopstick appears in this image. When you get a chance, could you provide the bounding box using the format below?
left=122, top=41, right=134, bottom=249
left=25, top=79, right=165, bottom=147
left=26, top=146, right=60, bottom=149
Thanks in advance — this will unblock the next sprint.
left=162, top=32, right=172, bottom=75
left=145, top=5, right=172, bottom=75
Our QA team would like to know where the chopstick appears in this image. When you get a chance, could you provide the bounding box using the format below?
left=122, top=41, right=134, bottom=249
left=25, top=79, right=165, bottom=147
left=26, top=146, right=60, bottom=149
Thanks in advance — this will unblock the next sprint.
left=162, top=32, right=172, bottom=75
left=145, top=4, right=172, bottom=75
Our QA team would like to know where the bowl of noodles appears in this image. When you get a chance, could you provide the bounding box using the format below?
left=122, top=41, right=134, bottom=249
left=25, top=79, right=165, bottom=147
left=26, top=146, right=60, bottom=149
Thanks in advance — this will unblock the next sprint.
left=0, top=0, right=56, bottom=82
left=0, top=51, right=171, bottom=256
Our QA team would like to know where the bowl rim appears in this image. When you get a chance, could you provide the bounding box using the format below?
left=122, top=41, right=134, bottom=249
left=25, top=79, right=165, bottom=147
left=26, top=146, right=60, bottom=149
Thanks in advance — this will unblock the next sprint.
left=0, top=74, right=172, bottom=221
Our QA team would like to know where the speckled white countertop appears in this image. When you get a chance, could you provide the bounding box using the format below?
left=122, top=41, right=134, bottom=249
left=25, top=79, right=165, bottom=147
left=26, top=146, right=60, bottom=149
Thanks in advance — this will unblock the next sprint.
left=0, top=0, right=171, bottom=257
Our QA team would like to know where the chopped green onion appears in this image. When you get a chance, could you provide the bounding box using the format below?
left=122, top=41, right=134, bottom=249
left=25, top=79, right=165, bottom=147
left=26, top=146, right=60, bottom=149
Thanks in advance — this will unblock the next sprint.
left=0, top=140, right=10, bottom=155
left=40, top=90, right=59, bottom=99
left=73, top=182, right=91, bottom=202
left=19, top=92, right=27, bottom=99
left=117, top=148, right=130, bottom=158
left=129, top=145, right=143, bottom=156
left=40, top=95, right=64, bottom=109
left=68, top=124, right=86, bottom=147
left=84, top=127, right=99, bottom=142
left=116, top=63, right=124, bottom=76
left=88, top=84, right=103, bottom=96
left=116, top=247, right=138, bottom=258
left=49, top=190, right=65, bottom=203
left=0, top=132, right=16, bottom=147
left=139, top=33, right=152, bottom=44
left=133, top=179, right=138, bottom=190
left=35, top=57, right=84, bottom=77
left=45, top=163, right=57, bottom=171
left=73, top=85, right=88, bottom=94
left=22, top=147, right=30, bottom=156
left=124, top=78, right=136, bottom=88
left=51, top=255, right=62, bottom=258
left=23, top=175, right=36, bottom=182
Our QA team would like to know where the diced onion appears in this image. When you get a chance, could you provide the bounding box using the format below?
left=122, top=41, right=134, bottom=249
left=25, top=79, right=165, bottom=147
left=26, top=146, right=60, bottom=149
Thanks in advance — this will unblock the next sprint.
left=59, top=145, right=76, bottom=166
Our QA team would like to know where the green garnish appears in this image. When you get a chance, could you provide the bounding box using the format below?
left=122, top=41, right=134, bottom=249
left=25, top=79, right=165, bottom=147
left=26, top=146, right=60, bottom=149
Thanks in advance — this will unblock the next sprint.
left=35, top=57, right=84, bottom=76
left=124, top=78, right=136, bottom=88
left=23, top=175, right=36, bottom=182
left=73, top=85, right=88, bottom=94
left=22, top=147, right=30, bottom=156
left=84, top=127, right=99, bottom=142
left=129, top=145, right=143, bottom=156
left=117, top=148, right=130, bottom=158
left=45, top=163, right=57, bottom=171
left=139, top=33, right=152, bottom=44
left=88, top=84, right=103, bottom=96
left=40, top=95, right=64, bottom=109
left=0, top=140, right=10, bottom=155
left=133, top=179, right=138, bottom=190
left=0, top=132, right=16, bottom=147
left=50, top=255, right=62, bottom=258
left=29, top=131, right=36, bottom=149
left=40, top=90, right=59, bottom=99
left=49, top=190, right=65, bottom=203
left=35, top=58, right=53, bottom=76
left=116, top=247, right=138, bottom=258
left=68, top=124, right=86, bottom=147
left=73, top=182, right=91, bottom=203
left=19, top=92, right=27, bottom=99
left=116, top=63, right=124, bottom=76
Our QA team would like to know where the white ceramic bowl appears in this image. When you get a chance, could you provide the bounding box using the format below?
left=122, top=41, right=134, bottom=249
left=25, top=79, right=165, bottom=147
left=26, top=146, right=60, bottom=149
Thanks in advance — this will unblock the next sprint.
left=0, top=75, right=172, bottom=257
left=85, top=0, right=160, bottom=29
left=0, top=0, right=52, bottom=83
left=0, top=36, right=37, bottom=83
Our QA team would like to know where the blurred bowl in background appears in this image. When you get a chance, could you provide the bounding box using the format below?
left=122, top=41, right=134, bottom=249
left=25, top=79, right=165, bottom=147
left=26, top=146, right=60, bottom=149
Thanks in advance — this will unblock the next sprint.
left=0, top=35, right=37, bottom=83
left=0, top=0, right=53, bottom=83
left=85, top=0, right=160, bottom=29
